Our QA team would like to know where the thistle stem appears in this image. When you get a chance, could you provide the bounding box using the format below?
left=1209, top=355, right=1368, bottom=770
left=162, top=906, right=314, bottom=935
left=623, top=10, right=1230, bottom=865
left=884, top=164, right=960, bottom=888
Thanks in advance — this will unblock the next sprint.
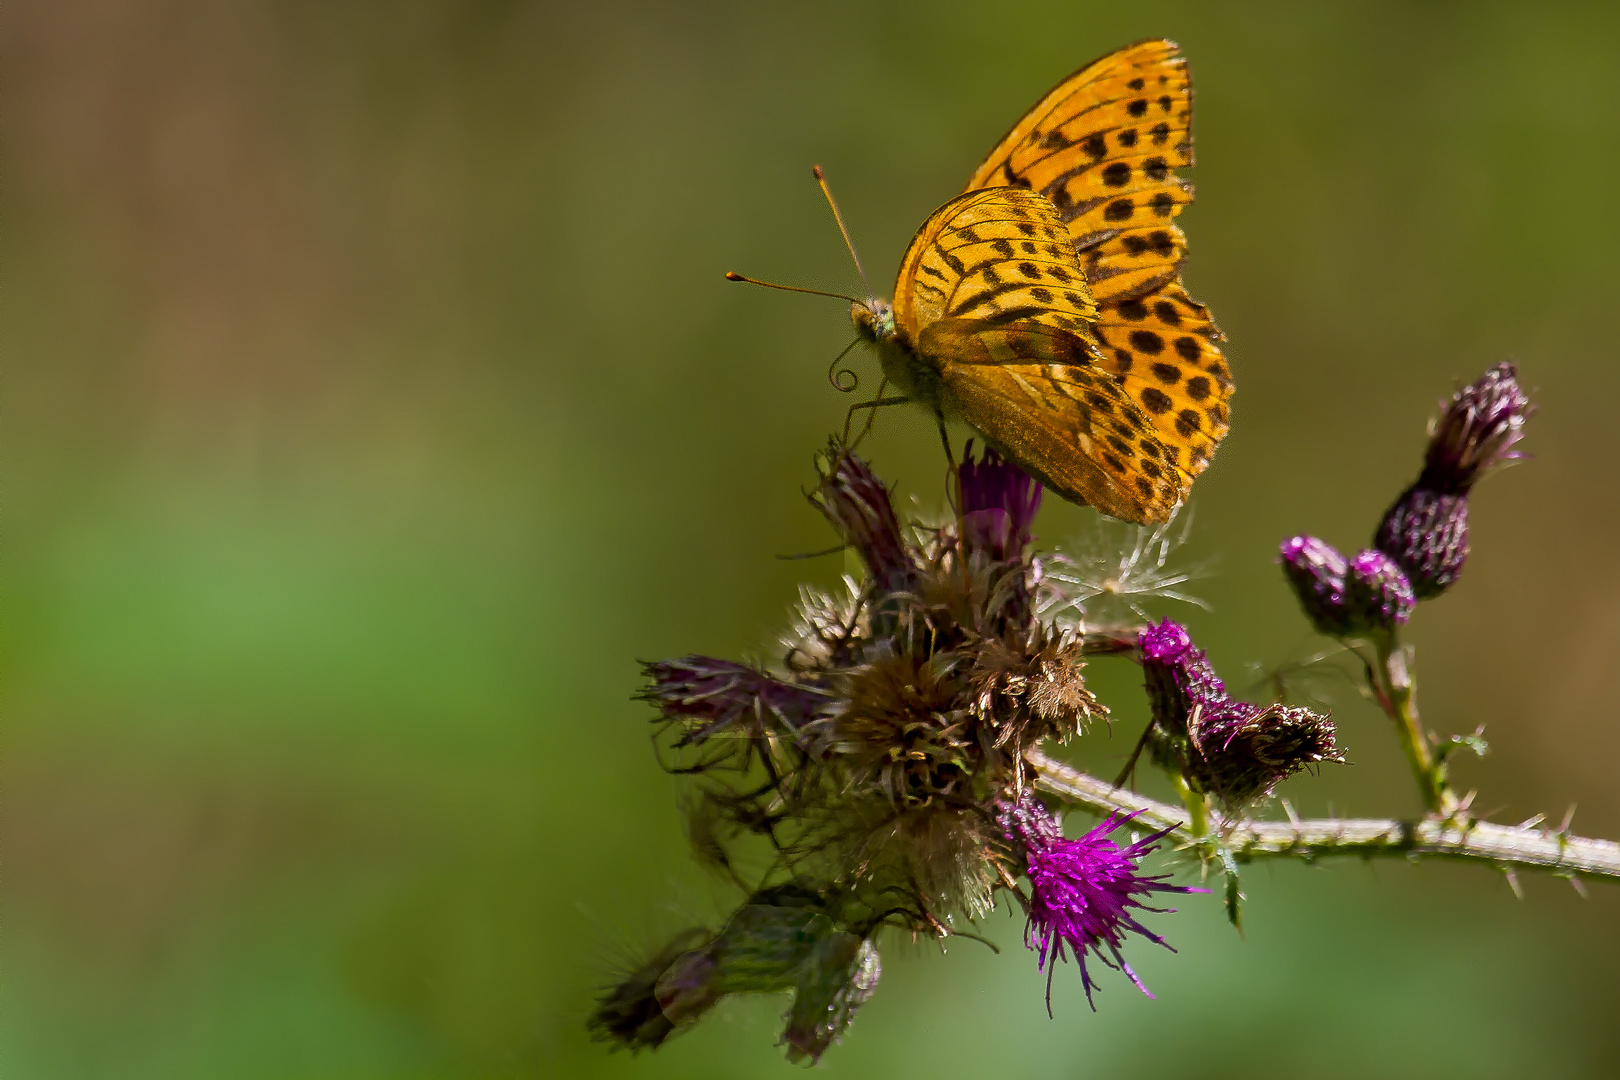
left=1170, top=772, right=1210, bottom=838
left=1031, top=750, right=1620, bottom=882
left=1361, top=636, right=1454, bottom=815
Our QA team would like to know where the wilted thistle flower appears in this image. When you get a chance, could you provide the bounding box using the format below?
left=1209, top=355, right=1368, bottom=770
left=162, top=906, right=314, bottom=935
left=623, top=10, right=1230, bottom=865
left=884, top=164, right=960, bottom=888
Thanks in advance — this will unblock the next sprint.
left=1374, top=362, right=1532, bottom=599
left=587, top=927, right=712, bottom=1052
left=1279, top=536, right=1414, bottom=637
left=1138, top=620, right=1341, bottom=807
left=999, top=793, right=1202, bottom=1013
left=589, top=885, right=879, bottom=1062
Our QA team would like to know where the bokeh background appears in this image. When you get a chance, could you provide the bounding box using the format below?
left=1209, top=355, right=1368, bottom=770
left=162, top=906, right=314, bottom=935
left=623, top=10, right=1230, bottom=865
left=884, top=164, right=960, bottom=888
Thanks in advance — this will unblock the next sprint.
left=9, top=1, right=1620, bottom=1077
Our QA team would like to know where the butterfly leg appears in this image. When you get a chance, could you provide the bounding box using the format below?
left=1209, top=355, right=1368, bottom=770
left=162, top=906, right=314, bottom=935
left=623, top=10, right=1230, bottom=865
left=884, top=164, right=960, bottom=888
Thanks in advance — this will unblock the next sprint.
left=1113, top=718, right=1160, bottom=790
left=934, top=413, right=956, bottom=469
left=840, top=379, right=906, bottom=449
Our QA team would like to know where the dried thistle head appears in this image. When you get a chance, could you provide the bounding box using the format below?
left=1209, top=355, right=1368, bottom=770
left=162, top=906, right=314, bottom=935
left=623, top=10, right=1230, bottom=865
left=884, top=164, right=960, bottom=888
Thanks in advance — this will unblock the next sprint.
left=1138, top=619, right=1343, bottom=809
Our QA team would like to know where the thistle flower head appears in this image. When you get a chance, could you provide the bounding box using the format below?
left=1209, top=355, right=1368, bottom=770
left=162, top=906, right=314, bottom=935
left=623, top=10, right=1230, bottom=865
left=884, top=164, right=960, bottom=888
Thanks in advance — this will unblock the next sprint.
left=639, top=656, right=829, bottom=745
left=999, top=794, right=1202, bottom=1013
left=1374, top=363, right=1533, bottom=600
left=811, top=442, right=919, bottom=597
left=1419, top=361, right=1532, bottom=493
left=958, top=440, right=1043, bottom=563
left=1139, top=618, right=1227, bottom=733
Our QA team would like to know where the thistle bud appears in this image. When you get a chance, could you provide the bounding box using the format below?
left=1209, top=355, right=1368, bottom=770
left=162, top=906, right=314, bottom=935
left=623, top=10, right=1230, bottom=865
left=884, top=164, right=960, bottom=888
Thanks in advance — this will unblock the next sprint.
left=639, top=885, right=880, bottom=1062
left=1374, top=362, right=1532, bottom=599
left=1279, top=539, right=1414, bottom=636
left=1345, top=549, right=1415, bottom=629
left=1278, top=536, right=1352, bottom=637
left=587, top=927, right=713, bottom=1052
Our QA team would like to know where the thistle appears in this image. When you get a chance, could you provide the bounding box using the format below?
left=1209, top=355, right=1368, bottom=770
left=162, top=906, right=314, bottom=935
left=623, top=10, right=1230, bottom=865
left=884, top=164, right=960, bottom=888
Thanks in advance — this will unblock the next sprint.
left=1374, top=362, right=1532, bottom=599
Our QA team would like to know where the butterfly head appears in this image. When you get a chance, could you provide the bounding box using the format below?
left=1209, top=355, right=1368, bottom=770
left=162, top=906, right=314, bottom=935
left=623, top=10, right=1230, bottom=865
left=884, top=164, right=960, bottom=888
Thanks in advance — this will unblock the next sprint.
left=850, top=298, right=895, bottom=345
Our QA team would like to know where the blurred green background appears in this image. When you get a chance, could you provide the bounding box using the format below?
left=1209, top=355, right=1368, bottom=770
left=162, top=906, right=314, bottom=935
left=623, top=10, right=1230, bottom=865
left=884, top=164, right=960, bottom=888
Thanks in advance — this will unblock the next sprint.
left=8, top=1, right=1620, bottom=1076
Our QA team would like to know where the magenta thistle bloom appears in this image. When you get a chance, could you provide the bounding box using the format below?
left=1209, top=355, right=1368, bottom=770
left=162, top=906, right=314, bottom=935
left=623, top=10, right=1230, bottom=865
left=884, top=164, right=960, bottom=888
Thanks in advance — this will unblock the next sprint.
left=1000, top=795, right=1202, bottom=1014
left=1138, top=618, right=1227, bottom=730
left=958, top=440, right=1043, bottom=563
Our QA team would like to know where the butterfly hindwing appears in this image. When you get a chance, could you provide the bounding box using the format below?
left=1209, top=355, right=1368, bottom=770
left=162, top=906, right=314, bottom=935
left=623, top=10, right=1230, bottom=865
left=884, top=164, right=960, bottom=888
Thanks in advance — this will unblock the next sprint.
left=919, top=318, right=1186, bottom=522
left=891, top=186, right=1184, bottom=523
left=1094, top=282, right=1232, bottom=481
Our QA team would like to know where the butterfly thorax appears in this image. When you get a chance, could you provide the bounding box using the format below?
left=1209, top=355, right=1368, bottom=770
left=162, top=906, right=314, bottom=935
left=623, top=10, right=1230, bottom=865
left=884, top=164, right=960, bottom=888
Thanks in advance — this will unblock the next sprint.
left=851, top=298, right=944, bottom=413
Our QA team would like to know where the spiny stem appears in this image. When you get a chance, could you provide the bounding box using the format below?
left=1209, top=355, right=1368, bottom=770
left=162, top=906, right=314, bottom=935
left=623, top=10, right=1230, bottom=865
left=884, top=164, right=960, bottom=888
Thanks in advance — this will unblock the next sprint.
left=1031, top=750, right=1620, bottom=882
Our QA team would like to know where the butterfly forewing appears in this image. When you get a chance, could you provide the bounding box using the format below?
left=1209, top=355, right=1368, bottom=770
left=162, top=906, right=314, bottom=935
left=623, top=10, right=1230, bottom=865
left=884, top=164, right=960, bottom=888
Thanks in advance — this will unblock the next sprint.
left=895, top=188, right=1098, bottom=338
left=892, top=187, right=1185, bottom=523
left=963, top=38, right=1232, bottom=488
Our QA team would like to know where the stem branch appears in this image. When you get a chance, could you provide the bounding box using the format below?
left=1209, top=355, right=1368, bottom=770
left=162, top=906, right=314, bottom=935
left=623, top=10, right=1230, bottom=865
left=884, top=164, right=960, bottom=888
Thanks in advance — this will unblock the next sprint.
left=1031, top=750, right=1620, bottom=882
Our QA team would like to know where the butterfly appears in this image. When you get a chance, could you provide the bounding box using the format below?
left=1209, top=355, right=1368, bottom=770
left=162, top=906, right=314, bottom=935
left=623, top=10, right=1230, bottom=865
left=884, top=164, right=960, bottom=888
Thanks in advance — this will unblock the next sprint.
left=849, top=39, right=1231, bottom=525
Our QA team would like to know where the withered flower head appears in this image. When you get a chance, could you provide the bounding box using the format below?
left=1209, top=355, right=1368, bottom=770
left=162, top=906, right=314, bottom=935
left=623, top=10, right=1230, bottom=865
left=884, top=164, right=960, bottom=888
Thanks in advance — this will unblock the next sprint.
left=639, top=656, right=829, bottom=745
left=1374, top=362, right=1532, bottom=600
left=1139, top=620, right=1341, bottom=807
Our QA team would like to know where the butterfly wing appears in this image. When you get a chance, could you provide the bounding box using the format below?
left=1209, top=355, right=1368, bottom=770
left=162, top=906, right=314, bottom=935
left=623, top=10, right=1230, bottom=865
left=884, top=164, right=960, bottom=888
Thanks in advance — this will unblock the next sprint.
left=964, top=39, right=1232, bottom=483
left=920, top=318, right=1185, bottom=522
left=892, top=187, right=1185, bottom=523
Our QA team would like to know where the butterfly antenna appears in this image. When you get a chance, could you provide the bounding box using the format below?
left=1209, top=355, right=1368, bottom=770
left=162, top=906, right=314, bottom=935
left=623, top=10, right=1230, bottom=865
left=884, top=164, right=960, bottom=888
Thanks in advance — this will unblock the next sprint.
left=723, top=272, right=860, bottom=304
left=813, top=165, right=872, bottom=298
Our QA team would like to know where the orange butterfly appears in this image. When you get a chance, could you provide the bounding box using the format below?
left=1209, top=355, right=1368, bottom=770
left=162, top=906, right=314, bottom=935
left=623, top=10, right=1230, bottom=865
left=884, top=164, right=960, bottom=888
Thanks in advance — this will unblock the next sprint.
left=848, top=39, right=1232, bottom=524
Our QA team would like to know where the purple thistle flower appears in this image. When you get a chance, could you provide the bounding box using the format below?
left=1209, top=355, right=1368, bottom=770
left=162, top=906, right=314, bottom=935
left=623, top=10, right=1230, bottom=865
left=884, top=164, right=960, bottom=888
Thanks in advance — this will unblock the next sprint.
left=639, top=657, right=829, bottom=745
left=1000, top=794, right=1202, bottom=1014
left=1374, top=363, right=1532, bottom=599
left=958, top=440, right=1043, bottom=563
left=1416, top=361, right=1532, bottom=493
left=1138, top=618, right=1227, bottom=735
left=814, top=445, right=919, bottom=597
